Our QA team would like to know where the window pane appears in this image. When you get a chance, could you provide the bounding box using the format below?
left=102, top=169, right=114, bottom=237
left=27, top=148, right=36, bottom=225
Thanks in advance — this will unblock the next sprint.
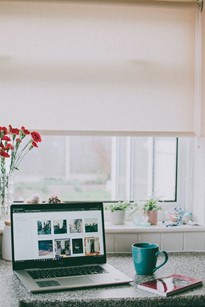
left=114, top=137, right=129, bottom=200
left=131, top=138, right=152, bottom=201
left=14, top=136, right=177, bottom=203
left=153, top=138, right=177, bottom=201
left=14, top=136, right=112, bottom=202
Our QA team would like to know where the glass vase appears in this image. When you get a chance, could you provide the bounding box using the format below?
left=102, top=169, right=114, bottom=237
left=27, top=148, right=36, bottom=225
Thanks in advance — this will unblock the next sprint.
left=0, top=173, right=14, bottom=225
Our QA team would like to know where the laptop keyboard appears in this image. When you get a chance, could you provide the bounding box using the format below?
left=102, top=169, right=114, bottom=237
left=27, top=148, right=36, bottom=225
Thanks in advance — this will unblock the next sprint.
left=28, top=265, right=107, bottom=280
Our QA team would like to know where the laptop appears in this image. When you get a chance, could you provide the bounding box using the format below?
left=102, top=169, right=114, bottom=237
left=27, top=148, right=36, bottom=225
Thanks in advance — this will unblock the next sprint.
left=10, top=202, right=133, bottom=293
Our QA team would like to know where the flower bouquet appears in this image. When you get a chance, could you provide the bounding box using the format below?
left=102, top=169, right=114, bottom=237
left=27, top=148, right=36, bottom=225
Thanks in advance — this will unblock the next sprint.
left=0, top=125, right=42, bottom=220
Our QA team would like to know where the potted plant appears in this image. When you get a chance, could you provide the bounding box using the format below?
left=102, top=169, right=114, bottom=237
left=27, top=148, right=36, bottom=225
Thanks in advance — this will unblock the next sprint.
left=143, top=198, right=162, bottom=225
left=106, top=201, right=131, bottom=225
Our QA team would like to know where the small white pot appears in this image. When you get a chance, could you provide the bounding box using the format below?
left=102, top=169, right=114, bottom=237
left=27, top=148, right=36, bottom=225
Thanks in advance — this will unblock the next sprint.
left=110, top=210, right=126, bottom=225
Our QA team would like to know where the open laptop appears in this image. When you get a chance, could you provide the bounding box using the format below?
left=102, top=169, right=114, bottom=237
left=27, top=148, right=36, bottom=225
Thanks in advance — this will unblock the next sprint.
left=11, top=202, right=133, bottom=293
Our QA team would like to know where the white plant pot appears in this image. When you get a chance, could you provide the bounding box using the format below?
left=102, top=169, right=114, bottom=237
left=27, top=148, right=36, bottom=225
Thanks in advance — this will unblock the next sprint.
left=110, top=210, right=126, bottom=225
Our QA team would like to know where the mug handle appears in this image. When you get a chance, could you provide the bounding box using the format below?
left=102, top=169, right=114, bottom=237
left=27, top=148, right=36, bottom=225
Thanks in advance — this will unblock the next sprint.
left=153, top=250, right=168, bottom=273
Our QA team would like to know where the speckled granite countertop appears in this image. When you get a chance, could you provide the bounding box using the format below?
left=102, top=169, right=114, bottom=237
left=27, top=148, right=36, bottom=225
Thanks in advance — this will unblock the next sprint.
left=1, top=252, right=205, bottom=307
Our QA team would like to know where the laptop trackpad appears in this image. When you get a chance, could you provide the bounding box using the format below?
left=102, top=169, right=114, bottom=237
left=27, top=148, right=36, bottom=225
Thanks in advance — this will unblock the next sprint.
left=36, top=280, right=61, bottom=288
left=58, top=276, right=92, bottom=286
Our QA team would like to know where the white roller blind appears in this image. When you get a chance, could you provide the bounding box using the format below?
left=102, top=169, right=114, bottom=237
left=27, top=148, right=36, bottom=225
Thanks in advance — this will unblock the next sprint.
left=201, top=5, right=205, bottom=136
left=0, top=1, right=199, bottom=136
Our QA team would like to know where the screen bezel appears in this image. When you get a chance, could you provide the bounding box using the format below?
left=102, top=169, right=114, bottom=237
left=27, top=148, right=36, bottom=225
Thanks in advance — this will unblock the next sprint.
left=11, top=202, right=106, bottom=270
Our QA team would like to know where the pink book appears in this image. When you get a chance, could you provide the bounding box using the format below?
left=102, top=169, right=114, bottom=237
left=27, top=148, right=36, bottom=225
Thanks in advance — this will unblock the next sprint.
left=137, top=274, right=202, bottom=297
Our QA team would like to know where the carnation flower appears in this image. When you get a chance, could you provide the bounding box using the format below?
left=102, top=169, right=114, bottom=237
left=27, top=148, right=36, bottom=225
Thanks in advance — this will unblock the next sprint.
left=0, top=125, right=42, bottom=174
left=31, top=131, right=42, bottom=143
left=0, top=125, right=42, bottom=216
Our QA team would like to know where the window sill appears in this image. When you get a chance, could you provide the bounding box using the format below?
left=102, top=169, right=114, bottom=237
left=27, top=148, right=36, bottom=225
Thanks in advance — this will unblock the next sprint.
left=105, top=221, right=205, bottom=233
left=0, top=222, right=204, bottom=235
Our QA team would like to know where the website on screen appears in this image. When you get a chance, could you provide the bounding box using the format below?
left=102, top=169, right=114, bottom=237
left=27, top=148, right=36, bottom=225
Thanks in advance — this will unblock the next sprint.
left=12, top=209, right=104, bottom=261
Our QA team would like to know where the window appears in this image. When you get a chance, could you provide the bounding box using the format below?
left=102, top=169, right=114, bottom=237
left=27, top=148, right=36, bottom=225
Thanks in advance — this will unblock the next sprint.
left=14, top=136, right=178, bottom=204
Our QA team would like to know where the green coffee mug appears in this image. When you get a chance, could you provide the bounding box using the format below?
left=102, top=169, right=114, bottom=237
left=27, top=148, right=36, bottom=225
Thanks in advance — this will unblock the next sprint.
left=132, top=242, right=168, bottom=275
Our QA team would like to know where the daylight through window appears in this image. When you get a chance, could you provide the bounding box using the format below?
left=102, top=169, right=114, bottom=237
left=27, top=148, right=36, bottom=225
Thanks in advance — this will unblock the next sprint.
left=14, top=137, right=178, bottom=203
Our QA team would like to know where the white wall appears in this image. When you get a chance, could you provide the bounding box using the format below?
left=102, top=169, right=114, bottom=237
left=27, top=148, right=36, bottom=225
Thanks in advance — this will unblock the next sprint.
left=201, top=3, right=205, bottom=136
left=193, top=139, right=205, bottom=224
left=105, top=226, right=205, bottom=253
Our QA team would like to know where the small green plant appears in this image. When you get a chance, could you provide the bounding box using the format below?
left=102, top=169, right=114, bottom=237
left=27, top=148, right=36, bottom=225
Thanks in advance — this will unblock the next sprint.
left=143, top=198, right=162, bottom=212
left=106, top=201, right=131, bottom=212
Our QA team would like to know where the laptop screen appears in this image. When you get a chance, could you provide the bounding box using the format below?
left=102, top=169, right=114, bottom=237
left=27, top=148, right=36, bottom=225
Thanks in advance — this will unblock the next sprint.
left=11, top=202, right=106, bottom=270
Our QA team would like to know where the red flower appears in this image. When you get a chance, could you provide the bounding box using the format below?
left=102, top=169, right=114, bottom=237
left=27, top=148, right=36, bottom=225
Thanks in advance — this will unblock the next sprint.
left=0, top=151, right=10, bottom=158
left=0, top=124, right=42, bottom=173
left=2, top=135, right=11, bottom=142
left=9, top=125, right=20, bottom=135
left=0, top=126, right=8, bottom=133
left=21, top=126, right=30, bottom=135
left=0, top=142, right=6, bottom=150
left=31, top=131, right=42, bottom=143
left=5, top=143, right=14, bottom=150
left=32, top=141, right=38, bottom=148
